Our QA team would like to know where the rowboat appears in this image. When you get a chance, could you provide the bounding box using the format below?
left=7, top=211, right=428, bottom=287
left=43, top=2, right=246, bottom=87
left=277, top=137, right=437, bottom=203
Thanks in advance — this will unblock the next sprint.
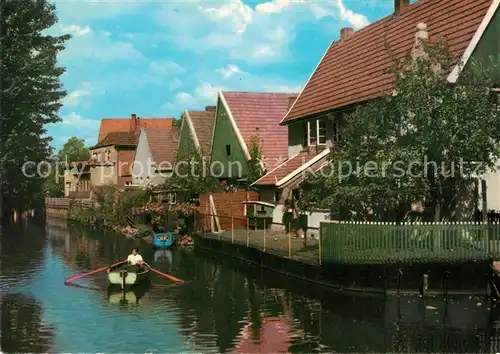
left=107, top=263, right=150, bottom=289
left=152, top=231, right=174, bottom=248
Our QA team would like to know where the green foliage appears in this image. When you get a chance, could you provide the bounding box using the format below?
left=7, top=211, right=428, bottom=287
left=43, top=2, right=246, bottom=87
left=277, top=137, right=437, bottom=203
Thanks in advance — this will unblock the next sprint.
left=300, top=41, right=500, bottom=222
left=245, top=135, right=265, bottom=189
left=1, top=0, right=70, bottom=215
left=57, top=137, right=90, bottom=162
left=164, top=132, right=220, bottom=200
left=43, top=156, right=64, bottom=197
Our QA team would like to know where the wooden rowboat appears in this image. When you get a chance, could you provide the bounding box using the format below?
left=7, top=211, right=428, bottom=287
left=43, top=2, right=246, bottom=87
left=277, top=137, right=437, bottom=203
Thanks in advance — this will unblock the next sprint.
left=152, top=232, right=174, bottom=248
left=107, top=263, right=150, bottom=289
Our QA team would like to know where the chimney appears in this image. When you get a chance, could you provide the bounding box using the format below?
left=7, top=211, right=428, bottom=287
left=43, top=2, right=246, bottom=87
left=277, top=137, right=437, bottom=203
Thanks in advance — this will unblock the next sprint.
left=411, top=22, right=429, bottom=60
left=205, top=106, right=216, bottom=112
left=130, top=113, right=137, bottom=131
left=395, top=0, right=410, bottom=14
left=340, top=27, right=354, bottom=41
left=288, top=95, right=297, bottom=110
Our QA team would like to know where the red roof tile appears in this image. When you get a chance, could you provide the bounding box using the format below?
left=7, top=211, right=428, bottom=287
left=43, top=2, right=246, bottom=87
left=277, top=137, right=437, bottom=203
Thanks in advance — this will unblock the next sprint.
left=145, top=127, right=179, bottom=167
left=91, top=131, right=139, bottom=149
left=186, top=107, right=216, bottom=157
left=98, top=115, right=174, bottom=142
left=254, top=149, right=329, bottom=186
left=283, top=0, right=494, bottom=123
left=222, top=92, right=298, bottom=165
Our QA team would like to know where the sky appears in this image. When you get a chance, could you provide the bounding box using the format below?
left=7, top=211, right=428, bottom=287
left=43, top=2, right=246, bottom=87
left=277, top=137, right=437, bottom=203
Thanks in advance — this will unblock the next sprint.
left=46, top=0, right=396, bottom=150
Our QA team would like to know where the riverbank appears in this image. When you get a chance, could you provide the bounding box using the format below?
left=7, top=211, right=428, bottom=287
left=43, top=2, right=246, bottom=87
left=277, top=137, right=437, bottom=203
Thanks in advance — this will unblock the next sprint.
left=193, top=231, right=494, bottom=297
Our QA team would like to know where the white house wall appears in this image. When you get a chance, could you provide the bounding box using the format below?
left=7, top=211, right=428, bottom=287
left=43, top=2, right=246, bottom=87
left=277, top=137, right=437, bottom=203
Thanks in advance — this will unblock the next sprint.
left=481, top=167, right=500, bottom=211
left=132, top=130, right=155, bottom=186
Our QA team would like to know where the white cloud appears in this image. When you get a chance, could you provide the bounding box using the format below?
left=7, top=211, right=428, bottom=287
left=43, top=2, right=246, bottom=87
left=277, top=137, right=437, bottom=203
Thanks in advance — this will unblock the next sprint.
left=155, top=0, right=370, bottom=64
left=61, top=112, right=97, bottom=128
left=149, top=61, right=185, bottom=76
left=164, top=82, right=228, bottom=110
left=335, top=0, right=370, bottom=29
left=218, top=64, right=241, bottom=79
left=169, top=78, right=182, bottom=90
left=57, top=24, right=142, bottom=63
left=53, top=0, right=150, bottom=22
left=63, top=82, right=92, bottom=108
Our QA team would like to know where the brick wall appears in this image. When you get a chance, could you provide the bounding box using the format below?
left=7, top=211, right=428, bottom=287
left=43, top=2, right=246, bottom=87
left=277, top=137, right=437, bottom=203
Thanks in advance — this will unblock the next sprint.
left=199, top=191, right=258, bottom=231
left=117, top=149, right=136, bottom=186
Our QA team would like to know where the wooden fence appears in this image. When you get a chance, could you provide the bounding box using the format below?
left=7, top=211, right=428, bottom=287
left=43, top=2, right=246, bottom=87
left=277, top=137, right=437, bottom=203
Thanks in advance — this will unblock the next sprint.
left=320, top=221, right=500, bottom=264
left=45, top=197, right=94, bottom=218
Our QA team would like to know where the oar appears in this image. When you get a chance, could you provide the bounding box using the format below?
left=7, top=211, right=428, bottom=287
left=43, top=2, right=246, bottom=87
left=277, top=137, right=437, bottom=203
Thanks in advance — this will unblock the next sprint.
left=64, top=260, right=126, bottom=284
left=143, top=262, right=184, bottom=283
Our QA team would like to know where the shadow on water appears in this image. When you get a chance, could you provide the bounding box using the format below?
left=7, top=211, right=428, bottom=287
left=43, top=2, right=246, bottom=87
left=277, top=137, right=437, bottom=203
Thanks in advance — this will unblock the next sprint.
left=1, top=294, right=55, bottom=353
left=2, top=218, right=500, bottom=352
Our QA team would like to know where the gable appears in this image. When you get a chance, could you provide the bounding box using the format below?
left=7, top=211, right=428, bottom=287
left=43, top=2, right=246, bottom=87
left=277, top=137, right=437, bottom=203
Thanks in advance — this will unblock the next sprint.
left=210, top=98, right=248, bottom=179
left=467, top=5, right=500, bottom=85
left=283, top=0, right=494, bottom=123
left=132, top=130, right=152, bottom=178
left=177, top=114, right=197, bottom=156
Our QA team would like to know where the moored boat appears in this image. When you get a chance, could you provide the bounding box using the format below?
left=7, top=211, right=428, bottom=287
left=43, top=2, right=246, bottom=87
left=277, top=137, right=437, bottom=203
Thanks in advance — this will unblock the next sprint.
left=107, top=263, right=150, bottom=289
left=152, top=231, right=174, bottom=248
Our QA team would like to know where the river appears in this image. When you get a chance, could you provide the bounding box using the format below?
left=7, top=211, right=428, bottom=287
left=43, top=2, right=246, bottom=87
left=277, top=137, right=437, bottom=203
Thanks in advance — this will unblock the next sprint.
left=1, top=217, right=499, bottom=353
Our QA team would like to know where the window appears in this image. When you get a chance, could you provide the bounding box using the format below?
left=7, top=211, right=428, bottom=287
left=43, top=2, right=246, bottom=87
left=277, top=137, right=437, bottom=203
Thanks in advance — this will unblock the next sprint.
left=92, top=153, right=97, bottom=160
left=125, top=181, right=131, bottom=186
left=275, top=190, right=281, bottom=203
left=225, top=144, right=231, bottom=156
left=106, top=150, right=111, bottom=161
left=306, top=119, right=326, bottom=146
left=167, top=193, right=176, bottom=204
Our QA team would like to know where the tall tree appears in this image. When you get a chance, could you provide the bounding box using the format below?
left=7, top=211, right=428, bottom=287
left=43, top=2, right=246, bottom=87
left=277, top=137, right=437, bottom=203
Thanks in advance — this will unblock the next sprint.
left=299, top=42, right=500, bottom=222
left=57, top=137, right=90, bottom=162
left=1, top=0, right=70, bottom=216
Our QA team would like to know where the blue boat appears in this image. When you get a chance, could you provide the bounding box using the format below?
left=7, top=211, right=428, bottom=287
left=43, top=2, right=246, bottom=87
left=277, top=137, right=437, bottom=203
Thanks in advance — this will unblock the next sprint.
left=152, top=231, right=174, bottom=248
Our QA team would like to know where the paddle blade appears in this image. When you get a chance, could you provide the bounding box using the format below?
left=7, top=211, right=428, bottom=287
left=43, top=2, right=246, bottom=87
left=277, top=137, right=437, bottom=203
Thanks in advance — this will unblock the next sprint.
left=144, top=262, right=183, bottom=283
left=64, top=266, right=108, bottom=284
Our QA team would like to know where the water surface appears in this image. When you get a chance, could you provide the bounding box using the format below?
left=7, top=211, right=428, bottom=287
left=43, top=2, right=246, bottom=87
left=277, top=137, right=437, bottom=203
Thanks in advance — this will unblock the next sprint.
left=1, top=218, right=498, bottom=353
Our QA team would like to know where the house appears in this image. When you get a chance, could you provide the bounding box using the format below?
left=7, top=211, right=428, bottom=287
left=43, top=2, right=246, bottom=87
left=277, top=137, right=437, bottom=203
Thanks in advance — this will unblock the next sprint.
left=253, top=0, right=500, bottom=233
left=88, top=113, right=174, bottom=187
left=132, top=127, right=179, bottom=187
left=89, top=131, right=140, bottom=187
left=210, top=91, right=298, bottom=183
left=62, top=161, right=92, bottom=199
left=178, top=106, right=217, bottom=159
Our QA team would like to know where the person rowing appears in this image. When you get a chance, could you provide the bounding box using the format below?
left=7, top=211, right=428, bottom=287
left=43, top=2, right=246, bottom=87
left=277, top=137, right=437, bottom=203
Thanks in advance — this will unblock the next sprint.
left=127, top=247, right=144, bottom=266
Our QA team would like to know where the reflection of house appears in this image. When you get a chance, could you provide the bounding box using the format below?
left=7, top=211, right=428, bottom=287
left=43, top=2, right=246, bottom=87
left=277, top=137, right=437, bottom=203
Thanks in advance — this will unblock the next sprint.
left=132, top=127, right=179, bottom=187
left=89, top=114, right=174, bottom=187
left=63, top=162, right=92, bottom=199
left=210, top=92, right=297, bottom=183
left=254, top=0, right=500, bottom=231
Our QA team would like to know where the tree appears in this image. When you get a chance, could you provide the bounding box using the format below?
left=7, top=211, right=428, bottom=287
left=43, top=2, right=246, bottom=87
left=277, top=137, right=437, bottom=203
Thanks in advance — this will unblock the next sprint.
left=245, top=135, right=265, bottom=189
left=57, top=137, right=90, bottom=162
left=300, top=41, right=500, bottom=222
left=1, top=0, right=70, bottom=216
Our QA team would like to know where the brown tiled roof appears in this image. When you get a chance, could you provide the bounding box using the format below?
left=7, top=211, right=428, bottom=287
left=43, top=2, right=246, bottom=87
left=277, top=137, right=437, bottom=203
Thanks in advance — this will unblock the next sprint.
left=222, top=91, right=298, bottom=163
left=253, top=149, right=329, bottom=186
left=98, top=116, right=173, bottom=142
left=186, top=108, right=216, bottom=157
left=91, top=131, right=139, bottom=149
left=146, top=127, right=179, bottom=167
left=283, top=0, right=494, bottom=123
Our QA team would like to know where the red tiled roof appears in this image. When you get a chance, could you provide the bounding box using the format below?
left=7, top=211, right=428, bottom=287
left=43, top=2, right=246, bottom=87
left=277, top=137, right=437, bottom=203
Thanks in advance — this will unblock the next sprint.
left=222, top=92, right=298, bottom=163
left=283, top=0, right=494, bottom=123
left=254, top=149, right=329, bottom=186
left=98, top=116, right=173, bottom=142
left=145, top=127, right=179, bottom=167
left=91, top=131, right=139, bottom=149
left=186, top=107, right=216, bottom=157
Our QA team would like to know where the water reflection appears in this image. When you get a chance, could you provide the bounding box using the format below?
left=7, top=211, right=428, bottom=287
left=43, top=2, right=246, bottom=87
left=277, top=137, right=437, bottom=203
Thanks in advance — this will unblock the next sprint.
left=1, top=294, right=55, bottom=353
left=1, top=218, right=499, bottom=352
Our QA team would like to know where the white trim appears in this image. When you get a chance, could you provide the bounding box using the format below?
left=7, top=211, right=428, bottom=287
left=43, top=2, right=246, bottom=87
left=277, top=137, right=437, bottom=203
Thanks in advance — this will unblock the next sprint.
left=280, top=39, right=336, bottom=124
left=184, top=110, right=201, bottom=151
left=251, top=152, right=300, bottom=186
left=208, top=98, right=220, bottom=161
left=276, top=148, right=330, bottom=187
left=209, top=193, right=222, bottom=232
left=242, top=200, right=275, bottom=207
left=447, top=0, right=499, bottom=83
left=219, top=92, right=251, bottom=160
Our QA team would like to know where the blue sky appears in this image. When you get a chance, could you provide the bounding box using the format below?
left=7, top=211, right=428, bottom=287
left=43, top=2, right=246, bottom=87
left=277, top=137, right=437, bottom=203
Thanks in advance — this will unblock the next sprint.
left=47, top=0, right=395, bottom=150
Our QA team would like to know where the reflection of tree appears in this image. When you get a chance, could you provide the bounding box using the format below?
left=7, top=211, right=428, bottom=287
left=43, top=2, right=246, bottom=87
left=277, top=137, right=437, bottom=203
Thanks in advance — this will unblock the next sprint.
left=1, top=224, right=47, bottom=284
left=1, top=294, right=55, bottom=353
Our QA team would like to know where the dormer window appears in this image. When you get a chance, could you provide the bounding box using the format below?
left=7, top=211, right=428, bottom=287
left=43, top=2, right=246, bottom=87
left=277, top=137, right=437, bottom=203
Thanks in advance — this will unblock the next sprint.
left=306, top=119, right=326, bottom=146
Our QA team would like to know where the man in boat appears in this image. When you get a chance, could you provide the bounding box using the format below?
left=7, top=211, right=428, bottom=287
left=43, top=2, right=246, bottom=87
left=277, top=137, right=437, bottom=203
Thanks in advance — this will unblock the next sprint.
left=126, top=247, right=144, bottom=267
